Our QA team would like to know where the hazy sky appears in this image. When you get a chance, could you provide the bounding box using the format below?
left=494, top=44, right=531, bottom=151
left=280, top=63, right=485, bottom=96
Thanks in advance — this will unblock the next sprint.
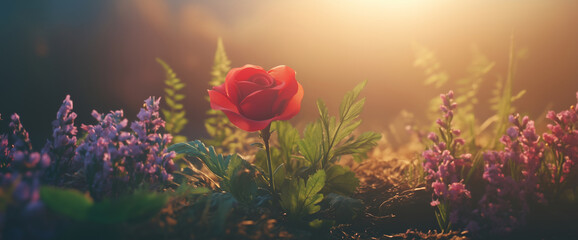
left=1, top=0, right=577, bottom=147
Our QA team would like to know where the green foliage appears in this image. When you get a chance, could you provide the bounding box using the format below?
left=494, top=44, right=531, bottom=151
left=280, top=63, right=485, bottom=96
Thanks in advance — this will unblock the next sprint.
left=301, top=80, right=381, bottom=168
left=280, top=170, right=326, bottom=224
left=454, top=44, right=495, bottom=146
left=174, top=184, right=211, bottom=197
left=272, top=121, right=303, bottom=173
left=298, top=120, right=324, bottom=168
left=325, top=193, right=363, bottom=223
left=209, top=37, right=231, bottom=88
left=201, top=192, right=236, bottom=236
left=434, top=200, right=451, bottom=233
left=254, top=144, right=287, bottom=191
left=414, top=40, right=527, bottom=151
left=487, top=37, right=527, bottom=149
left=413, top=42, right=449, bottom=88
left=168, top=140, right=258, bottom=203
left=157, top=58, right=187, bottom=144
left=40, top=186, right=168, bottom=224
left=204, top=38, right=249, bottom=153
left=40, top=186, right=93, bottom=221
left=183, top=192, right=236, bottom=237
left=323, top=164, right=359, bottom=196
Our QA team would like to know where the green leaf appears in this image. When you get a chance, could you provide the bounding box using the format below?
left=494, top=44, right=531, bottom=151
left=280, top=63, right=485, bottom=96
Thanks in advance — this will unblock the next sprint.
left=273, top=121, right=300, bottom=155
left=250, top=142, right=264, bottom=149
left=272, top=121, right=300, bottom=173
left=40, top=186, right=93, bottom=221
left=333, top=131, right=381, bottom=162
left=173, top=83, right=185, bottom=90
left=227, top=158, right=258, bottom=203
left=41, top=187, right=167, bottom=224
left=169, top=140, right=230, bottom=179
left=325, top=193, right=363, bottom=223
left=339, top=80, right=367, bottom=121
left=173, top=93, right=185, bottom=101
left=280, top=169, right=326, bottom=221
left=174, top=184, right=210, bottom=197
left=209, top=37, right=231, bottom=87
left=158, top=57, right=187, bottom=139
left=165, top=97, right=176, bottom=108
left=162, top=110, right=171, bottom=120
left=164, top=88, right=175, bottom=97
left=172, top=135, right=187, bottom=144
left=88, top=192, right=168, bottom=224
left=172, top=103, right=184, bottom=110
left=323, top=164, right=359, bottom=196
left=333, top=119, right=362, bottom=147
left=298, top=121, right=323, bottom=167
left=208, top=192, right=235, bottom=235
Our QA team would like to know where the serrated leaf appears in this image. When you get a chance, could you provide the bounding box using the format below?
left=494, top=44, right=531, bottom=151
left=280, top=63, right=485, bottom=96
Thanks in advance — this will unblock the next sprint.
left=339, top=81, right=367, bottom=121
left=333, top=131, right=381, bottom=162
left=333, top=119, right=362, bottom=147
left=342, top=98, right=365, bottom=122
left=317, top=99, right=329, bottom=122
left=298, top=121, right=323, bottom=166
left=273, top=121, right=300, bottom=153
left=280, top=170, right=326, bottom=221
left=324, top=165, right=359, bottom=196
left=272, top=121, right=300, bottom=173
left=40, top=186, right=93, bottom=221
left=169, top=140, right=230, bottom=179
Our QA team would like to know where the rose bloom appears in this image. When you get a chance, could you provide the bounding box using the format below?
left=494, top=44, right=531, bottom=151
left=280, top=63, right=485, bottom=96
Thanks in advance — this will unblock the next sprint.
left=208, top=64, right=304, bottom=131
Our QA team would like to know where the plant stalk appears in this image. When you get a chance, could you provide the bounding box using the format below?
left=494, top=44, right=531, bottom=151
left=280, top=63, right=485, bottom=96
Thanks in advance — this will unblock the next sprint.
left=260, top=124, right=275, bottom=193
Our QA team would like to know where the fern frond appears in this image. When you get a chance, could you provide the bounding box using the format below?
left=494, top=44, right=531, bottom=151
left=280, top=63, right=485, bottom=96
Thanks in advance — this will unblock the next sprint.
left=157, top=58, right=187, bottom=144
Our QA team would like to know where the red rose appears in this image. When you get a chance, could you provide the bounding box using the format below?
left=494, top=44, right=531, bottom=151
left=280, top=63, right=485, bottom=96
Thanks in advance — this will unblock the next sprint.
left=208, top=64, right=304, bottom=132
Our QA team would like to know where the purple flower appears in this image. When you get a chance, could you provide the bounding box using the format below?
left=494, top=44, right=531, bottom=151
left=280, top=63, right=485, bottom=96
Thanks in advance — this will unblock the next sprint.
left=75, top=97, right=175, bottom=200
left=543, top=93, right=578, bottom=186
left=42, top=95, right=78, bottom=185
left=8, top=113, right=33, bottom=152
left=423, top=91, right=472, bottom=230
left=471, top=114, right=545, bottom=235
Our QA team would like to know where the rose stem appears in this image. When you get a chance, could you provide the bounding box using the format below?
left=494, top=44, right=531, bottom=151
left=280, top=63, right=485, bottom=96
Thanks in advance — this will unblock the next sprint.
left=260, top=124, right=275, bottom=194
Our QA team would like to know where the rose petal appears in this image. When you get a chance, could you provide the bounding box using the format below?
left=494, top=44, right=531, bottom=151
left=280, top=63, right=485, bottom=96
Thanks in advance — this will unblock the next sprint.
left=208, top=89, right=240, bottom=114
left=236, top=75, right=273, bottom=100
left=225, top=65, right=266, bottom=104
left=274, top=81, right=304, bottom=120
left=239, top=89, right=279, bottom=120
left=268, top=65, right=298, bottom=107
left=221, top=110, right=272, bottom=132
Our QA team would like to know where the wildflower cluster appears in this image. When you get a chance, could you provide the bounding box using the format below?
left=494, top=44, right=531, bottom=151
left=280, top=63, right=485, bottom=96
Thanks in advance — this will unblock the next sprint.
left=422, top=91, right=472, bottom=231
left=41, top=95, right=78, bottom=185
left=75, top=97, right=175, bottom=200
left=543, top=92, right=578, bottom=187
left=0, top=114, right=51, bottom=239
left=470, top=114, right=544, bottom=234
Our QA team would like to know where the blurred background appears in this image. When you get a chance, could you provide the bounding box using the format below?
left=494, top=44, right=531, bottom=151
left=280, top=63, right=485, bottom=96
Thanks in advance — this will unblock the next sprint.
left=1, top=0, right=577, bottom=149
